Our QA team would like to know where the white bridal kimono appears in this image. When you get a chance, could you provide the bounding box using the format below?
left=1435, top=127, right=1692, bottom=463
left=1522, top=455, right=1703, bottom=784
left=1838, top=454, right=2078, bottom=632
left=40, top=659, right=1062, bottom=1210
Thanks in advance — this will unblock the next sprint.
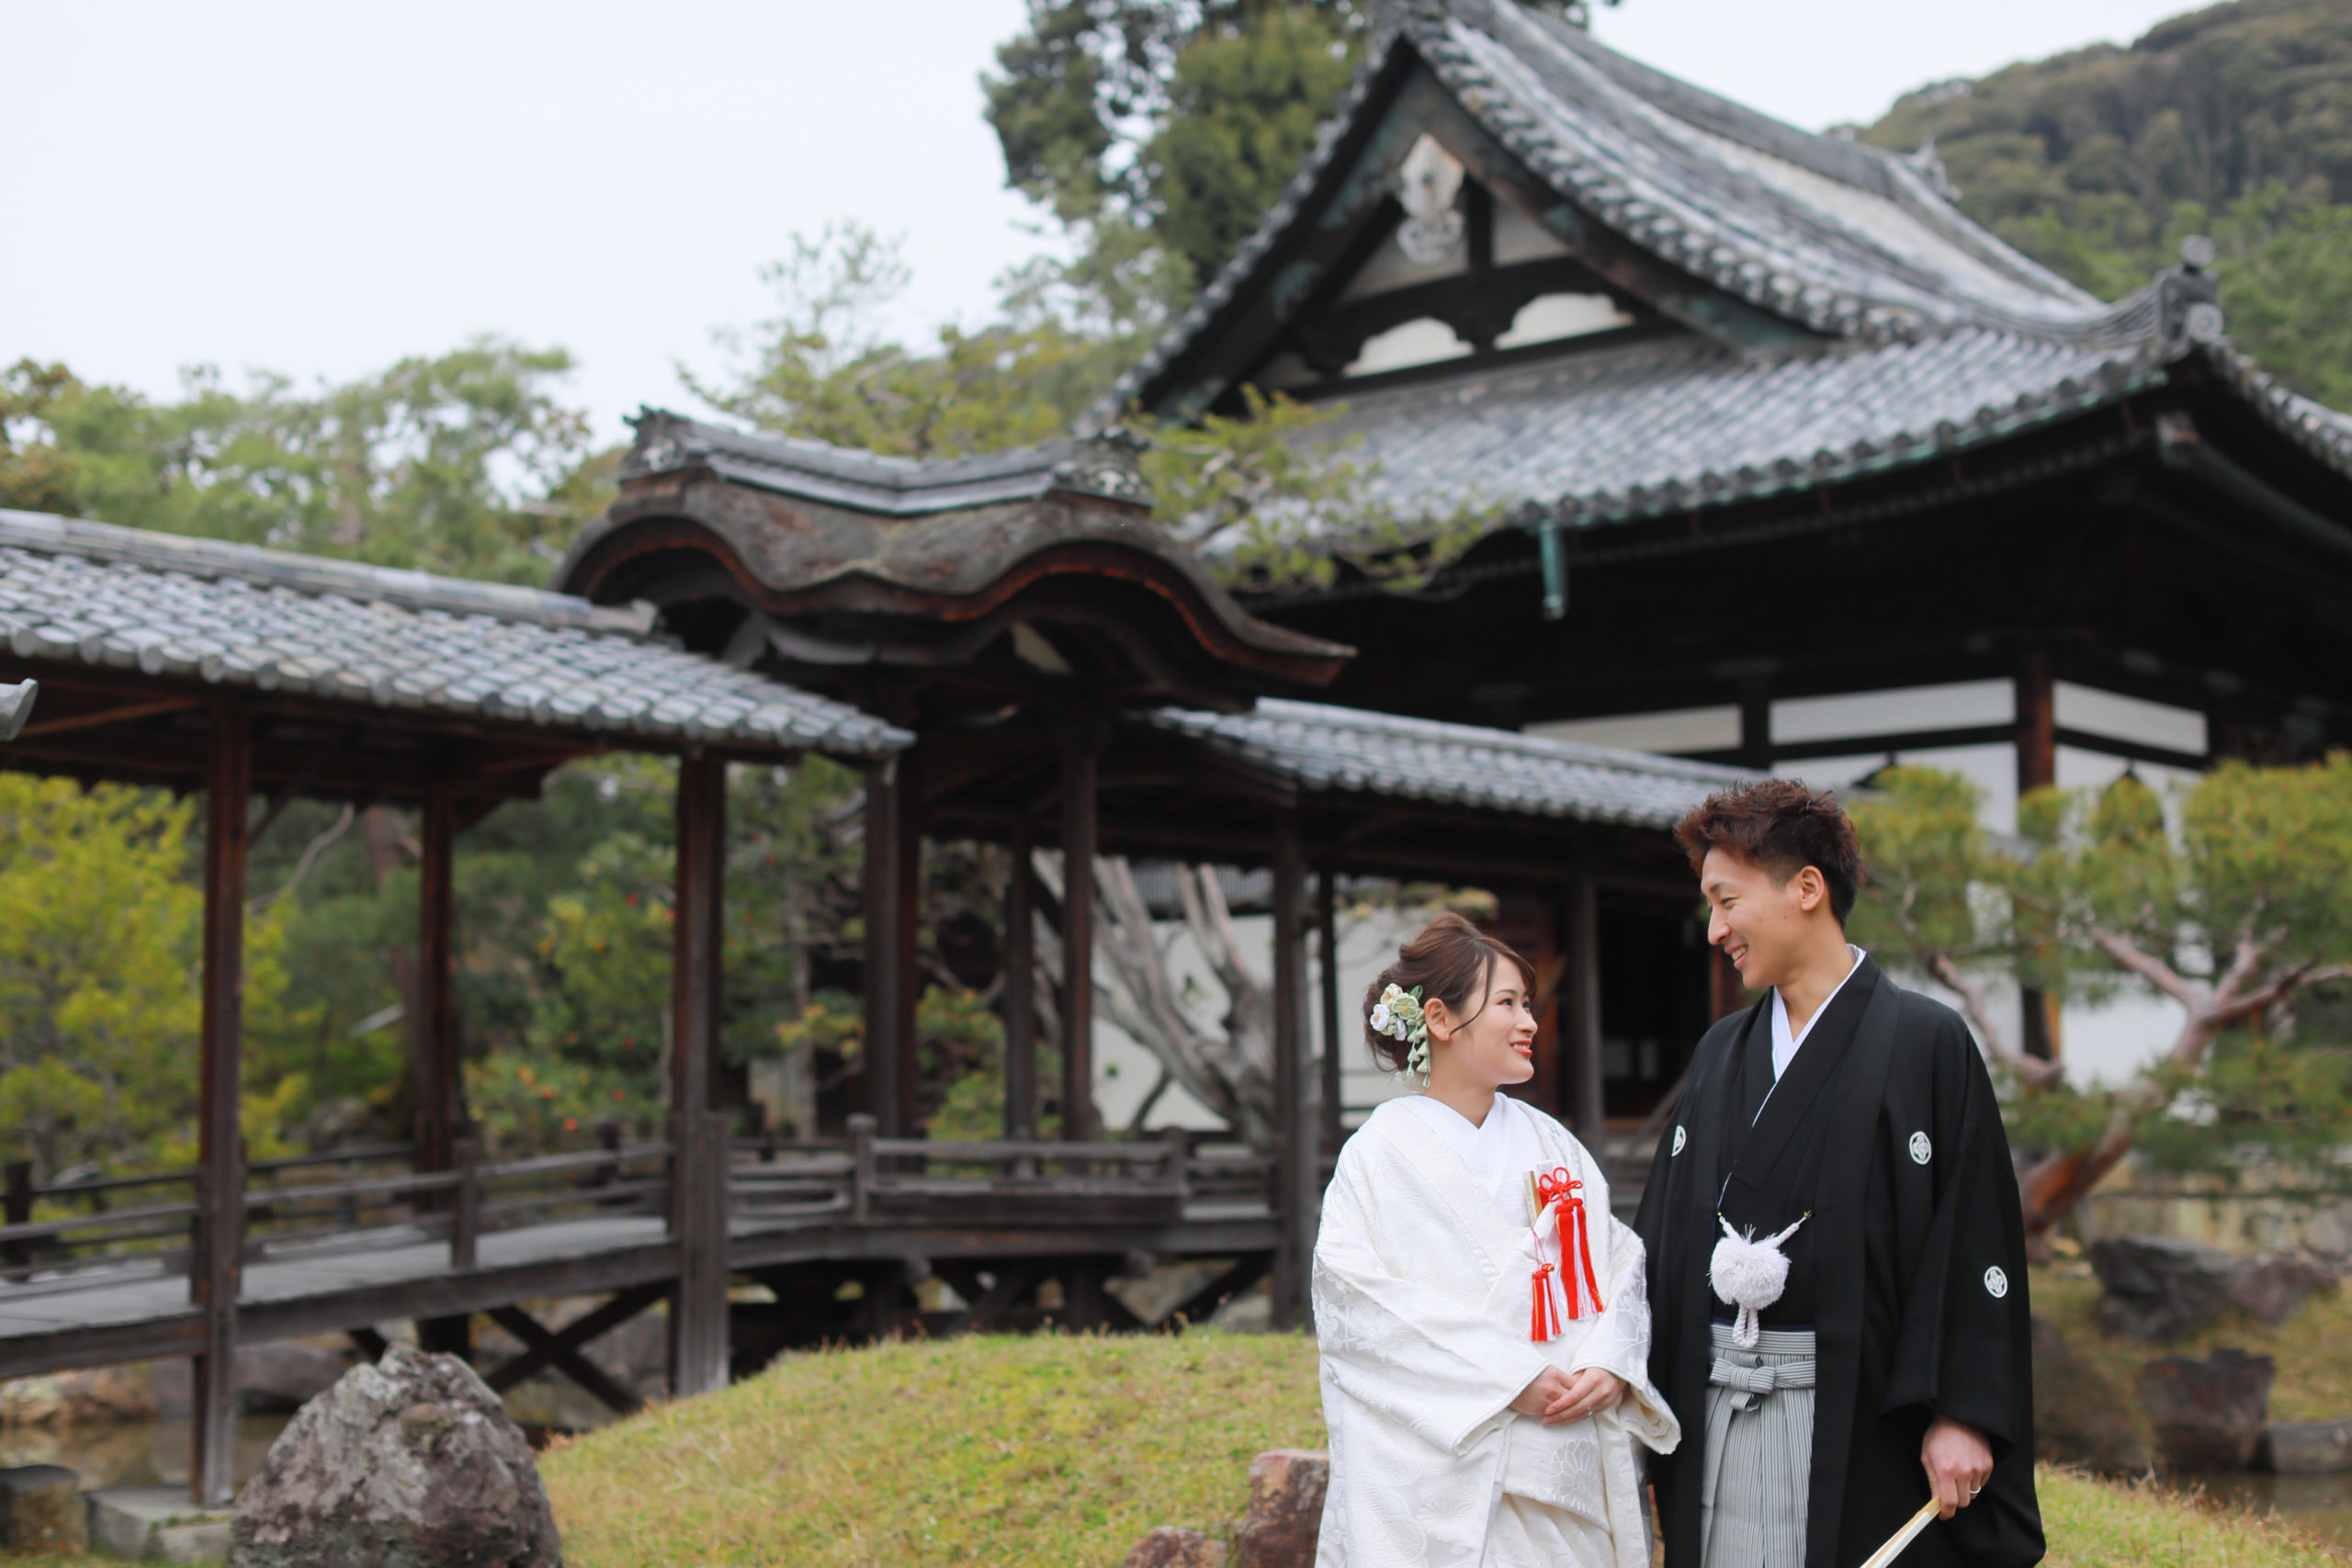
left=1312, top=1093, right=1679, bottom=1568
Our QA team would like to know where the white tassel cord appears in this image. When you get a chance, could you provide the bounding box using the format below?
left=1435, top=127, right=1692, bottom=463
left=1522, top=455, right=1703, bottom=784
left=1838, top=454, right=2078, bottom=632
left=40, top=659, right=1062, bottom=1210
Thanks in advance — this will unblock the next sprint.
left=1708, top=1213, right=1808, bottom=1349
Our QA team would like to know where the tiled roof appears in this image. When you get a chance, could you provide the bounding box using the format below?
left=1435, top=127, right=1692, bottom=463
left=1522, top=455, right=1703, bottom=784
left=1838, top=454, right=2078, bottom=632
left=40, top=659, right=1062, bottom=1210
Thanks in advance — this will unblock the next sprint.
left=1304, top=327, right=2165, bottom=525
left=1143, top=697, right=1746, bottom=827
left=614, top=409, right=1153, bottom=516
left=0, top=510, right=910, bottom=759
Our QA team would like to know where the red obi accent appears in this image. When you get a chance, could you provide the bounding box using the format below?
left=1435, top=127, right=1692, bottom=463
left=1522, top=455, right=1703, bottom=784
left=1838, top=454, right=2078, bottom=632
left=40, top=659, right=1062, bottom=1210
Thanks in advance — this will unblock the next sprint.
left=1534, top=1166, right=1606, bottom=1320
left=1530, top=1261, right=1559, bottom=1342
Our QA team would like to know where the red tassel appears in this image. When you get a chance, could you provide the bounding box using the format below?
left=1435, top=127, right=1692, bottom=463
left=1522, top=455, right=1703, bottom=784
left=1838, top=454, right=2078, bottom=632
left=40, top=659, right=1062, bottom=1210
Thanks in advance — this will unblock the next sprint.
left=1534, top=1167, right=1607, bottom=1320
left=1530, top=1262, right=1558, bottom=1342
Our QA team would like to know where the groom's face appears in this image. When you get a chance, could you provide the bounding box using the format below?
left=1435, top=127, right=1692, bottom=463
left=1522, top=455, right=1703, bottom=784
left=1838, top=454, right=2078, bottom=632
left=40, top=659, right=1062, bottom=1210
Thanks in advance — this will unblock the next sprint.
left=1699, top=847, right=1823, bottom=992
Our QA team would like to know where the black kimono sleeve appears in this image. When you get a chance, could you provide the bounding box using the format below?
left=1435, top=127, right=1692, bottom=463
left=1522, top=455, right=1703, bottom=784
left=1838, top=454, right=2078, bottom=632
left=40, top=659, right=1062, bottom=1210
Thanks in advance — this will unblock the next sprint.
left=1865, top=1001, right=2042, bottom=1566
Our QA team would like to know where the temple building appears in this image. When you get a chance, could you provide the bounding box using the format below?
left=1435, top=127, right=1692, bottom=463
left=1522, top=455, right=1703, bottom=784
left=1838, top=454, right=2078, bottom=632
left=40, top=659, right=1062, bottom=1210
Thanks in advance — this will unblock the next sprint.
left=1096, top=0, right=2352, bottom=1084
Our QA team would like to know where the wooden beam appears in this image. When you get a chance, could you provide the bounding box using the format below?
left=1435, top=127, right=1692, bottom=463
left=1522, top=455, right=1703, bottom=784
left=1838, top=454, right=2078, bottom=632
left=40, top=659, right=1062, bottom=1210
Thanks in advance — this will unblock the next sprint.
left=413, top=787, right=469, bottom=1360
left=17, top=694, right=203, bottom=739
left=1566, top=867, right=1605, bottom=1148
left=890, top=748, right=923, bottom=1138
left=1269, top=810, right=1315, bottom=1332
left=1059, top=717, right=1103, bottom=1143
left=2016, top=652, right=2062, bottom=1065
left=482, top=1283, right=664, bottom=1410
left=862, top=759, right=907, bottom=1136
left=669, top=755, right=729, bottom=1399
left=485, top=1304, right=646, bottom=1416
left=192, top=702, right=250, bottom=1507
left=1002, top=818, right=1036, bottom=1142
left=1316, top=867, right=1344, bottom=1156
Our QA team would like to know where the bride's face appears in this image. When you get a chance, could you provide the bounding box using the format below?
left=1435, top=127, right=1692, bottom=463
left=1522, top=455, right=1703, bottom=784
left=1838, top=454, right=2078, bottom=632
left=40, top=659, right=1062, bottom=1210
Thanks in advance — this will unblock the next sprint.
left=1427, top=958, right=1538, bottom=1090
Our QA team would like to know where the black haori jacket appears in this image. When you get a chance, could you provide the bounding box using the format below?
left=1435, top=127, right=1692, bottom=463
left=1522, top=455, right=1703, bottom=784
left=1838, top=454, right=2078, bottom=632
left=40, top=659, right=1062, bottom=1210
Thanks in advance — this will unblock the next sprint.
left=1633, top=958, right=2044, bottom=1568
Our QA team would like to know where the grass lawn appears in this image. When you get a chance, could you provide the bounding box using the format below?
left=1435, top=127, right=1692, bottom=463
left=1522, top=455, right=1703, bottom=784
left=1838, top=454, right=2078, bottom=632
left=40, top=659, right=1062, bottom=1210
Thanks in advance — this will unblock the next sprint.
left=2034, top=1263, right=2352, bottom=1423
left=538, top=1328, right=2352, bottom=1567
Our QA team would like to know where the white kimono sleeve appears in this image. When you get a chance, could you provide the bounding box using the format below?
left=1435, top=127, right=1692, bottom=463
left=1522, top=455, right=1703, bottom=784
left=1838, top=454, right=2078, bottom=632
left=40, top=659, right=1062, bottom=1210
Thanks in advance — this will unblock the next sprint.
left=1313, top=1141, right=1554, bottom=1456
left=1566, top=1213, right=1679, bottom=1452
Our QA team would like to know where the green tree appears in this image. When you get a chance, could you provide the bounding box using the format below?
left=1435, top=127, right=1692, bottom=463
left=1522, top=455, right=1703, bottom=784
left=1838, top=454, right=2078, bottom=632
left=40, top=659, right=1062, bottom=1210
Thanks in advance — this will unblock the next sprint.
left=0, top=343, right=602, bottom=583
left=1850, top=761, right=2352, bottom=1240
left=0, top=774, right=306, bottom=1181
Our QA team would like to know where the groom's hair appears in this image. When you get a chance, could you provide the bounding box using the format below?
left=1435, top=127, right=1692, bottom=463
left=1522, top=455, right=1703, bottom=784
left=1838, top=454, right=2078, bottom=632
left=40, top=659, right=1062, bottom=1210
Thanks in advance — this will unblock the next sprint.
left=1674, top=778, right=1863, bottom=924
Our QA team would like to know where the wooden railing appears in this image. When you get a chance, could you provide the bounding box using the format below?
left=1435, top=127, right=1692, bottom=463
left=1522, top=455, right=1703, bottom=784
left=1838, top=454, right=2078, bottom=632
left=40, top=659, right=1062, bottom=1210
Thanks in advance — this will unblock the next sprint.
left=0, top=1122, right=1285, bottom=1292
left=0, top=1136, right=673, bottom=1288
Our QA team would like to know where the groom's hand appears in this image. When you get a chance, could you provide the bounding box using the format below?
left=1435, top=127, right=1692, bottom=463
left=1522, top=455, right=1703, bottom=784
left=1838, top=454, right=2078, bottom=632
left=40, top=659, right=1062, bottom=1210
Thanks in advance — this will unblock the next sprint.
left=1921, top=1415, right=1994, bottom=1519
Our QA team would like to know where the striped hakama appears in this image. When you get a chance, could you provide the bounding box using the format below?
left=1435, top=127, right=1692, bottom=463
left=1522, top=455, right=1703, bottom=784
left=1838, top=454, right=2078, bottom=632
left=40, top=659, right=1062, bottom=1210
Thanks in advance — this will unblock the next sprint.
left=1700, top=1322, right=1815, bottom=1568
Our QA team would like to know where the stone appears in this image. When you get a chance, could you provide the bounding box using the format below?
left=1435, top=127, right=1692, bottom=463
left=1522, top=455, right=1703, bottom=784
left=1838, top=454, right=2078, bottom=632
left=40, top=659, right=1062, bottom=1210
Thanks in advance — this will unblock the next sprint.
left=2261, top=1416, right=2352, bottom=1474
left=1123, top=1525, right=1227, bottom=1568
left=2091, top=1235, right=2240, bottom=1342
left=87, top=1485, right=232, bottom=1559
left=2030, top=1314, right=2150, bottom=1473
left=2230, top=1257, right=2338, bottom=1328
left=2139, top=1348, right=2276, bottom=1470
left=226, top=1344, right=560, bottom=1568
left=0, top=1463, right=87, bottom=1553
left=1233, top=1449, right=1327, bottom=1568
left=0, top=1363, right=159, bottom=1425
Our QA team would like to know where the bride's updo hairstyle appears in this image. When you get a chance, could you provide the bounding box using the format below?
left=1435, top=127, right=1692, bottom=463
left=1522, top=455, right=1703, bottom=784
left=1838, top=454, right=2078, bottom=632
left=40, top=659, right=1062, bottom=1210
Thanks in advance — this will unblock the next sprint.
left=1363, top=911, right=1534, bottom=1072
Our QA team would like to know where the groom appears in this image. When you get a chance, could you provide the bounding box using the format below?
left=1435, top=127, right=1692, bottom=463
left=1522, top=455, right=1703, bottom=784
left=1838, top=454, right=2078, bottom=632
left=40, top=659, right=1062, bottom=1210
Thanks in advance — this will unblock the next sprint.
left=1634, top=780, right=2042, bottom=1568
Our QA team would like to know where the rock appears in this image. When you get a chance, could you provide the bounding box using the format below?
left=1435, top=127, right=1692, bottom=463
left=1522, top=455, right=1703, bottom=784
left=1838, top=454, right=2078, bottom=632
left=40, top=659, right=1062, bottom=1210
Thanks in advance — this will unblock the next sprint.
left=1233, top=1449, right=1327, bottom=1568
left=0, top=1363, right=158, bottom=1425
left=1124, top=1525, right=1227, bottom=1567
left=2139, top=1348, right=2276, bottom=1469
left=2261, top=1416, right=2352, bottom=1473
left=227, top=1344, right=560, bottom=1568
left=89, top=1485, right=233, bottom=1560
left=2231, top=1257, right=2338, bottom=1328
left=2030, top=1314, right=2150, bottom=1473
left=2091, top=1235, right=2240, bottom=1342
left=0, top=1463, right=87, bottom=1553
left=153, top=1342, right=348, bottom=1418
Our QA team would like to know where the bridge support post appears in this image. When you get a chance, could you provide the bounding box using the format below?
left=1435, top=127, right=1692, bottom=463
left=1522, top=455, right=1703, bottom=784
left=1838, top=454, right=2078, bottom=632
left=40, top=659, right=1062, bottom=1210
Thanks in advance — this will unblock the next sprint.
left=192, top=702, right=250, bottom=1506
left=669, top=752, right=729, bottom=1399
left=415, top=787, right=469, bottom=1359
left=1058, top=716, right=1103, bottom=1143
left=1270, top=809, right=1316, bottom=1331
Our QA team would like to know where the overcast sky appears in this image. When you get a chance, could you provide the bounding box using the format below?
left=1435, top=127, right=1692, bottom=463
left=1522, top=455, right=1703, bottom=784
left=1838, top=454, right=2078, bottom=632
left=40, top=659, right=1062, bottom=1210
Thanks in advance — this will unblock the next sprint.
left=4, top=0, right=2205, bottom=449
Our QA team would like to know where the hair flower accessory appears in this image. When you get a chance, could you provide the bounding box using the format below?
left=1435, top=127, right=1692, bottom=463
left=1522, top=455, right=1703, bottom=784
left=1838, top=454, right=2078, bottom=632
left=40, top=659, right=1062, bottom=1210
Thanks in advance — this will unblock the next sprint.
left=1373, top=982, right=1431, bottom=1081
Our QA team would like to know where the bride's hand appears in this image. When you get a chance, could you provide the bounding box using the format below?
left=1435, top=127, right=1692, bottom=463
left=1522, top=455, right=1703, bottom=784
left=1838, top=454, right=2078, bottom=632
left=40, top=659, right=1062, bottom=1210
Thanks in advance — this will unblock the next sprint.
left=1542, top=1368, right=1625, bottom=1426
left=1510, top=1365, right=1577, bottom=1420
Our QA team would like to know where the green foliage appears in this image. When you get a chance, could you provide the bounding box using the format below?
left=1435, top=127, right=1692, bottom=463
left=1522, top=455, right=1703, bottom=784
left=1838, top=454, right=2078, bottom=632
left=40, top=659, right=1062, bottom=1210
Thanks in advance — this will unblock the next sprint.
left=465, top=1050, right=660, bottom=1159
left=1847, top=764, right=2000, bottom=966
left=1858, top=0, right=2352, bottom=404
left=0, top=774, right=303, bottom=1180
left=0, top=343, right=605, bottom=583
left=1140, top=383, right=1496, bottom=592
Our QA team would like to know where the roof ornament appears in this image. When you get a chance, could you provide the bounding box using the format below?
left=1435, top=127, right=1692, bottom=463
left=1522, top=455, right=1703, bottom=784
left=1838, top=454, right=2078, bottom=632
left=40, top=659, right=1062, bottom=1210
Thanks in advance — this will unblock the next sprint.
left=1897, top=138, right=1957, bottom=201
left=2156, top=239, right=2226, bottom=352
left=1396, top=134, right=1467, bottom=265
left=1047, top=429, right=1154, bottom=507
left=622, top=408, right=695, bottom=479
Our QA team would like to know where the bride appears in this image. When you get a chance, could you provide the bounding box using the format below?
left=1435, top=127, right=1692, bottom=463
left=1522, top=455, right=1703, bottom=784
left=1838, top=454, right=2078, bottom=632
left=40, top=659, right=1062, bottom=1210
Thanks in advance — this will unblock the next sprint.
left=1312, top=912, right=1678, bottom=1568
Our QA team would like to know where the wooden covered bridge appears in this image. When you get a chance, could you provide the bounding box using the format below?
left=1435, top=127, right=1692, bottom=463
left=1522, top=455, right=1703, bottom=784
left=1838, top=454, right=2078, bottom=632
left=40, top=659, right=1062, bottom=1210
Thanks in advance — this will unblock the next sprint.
left=0, top=450, right=1737, bottom=1503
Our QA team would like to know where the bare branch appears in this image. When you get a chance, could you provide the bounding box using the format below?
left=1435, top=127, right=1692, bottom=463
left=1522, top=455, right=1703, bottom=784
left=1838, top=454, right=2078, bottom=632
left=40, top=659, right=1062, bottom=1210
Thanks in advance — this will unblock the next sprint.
left=2086, top=926, right=2209, bottom=1011
left=1926, top=953, right=2060, bottom=1088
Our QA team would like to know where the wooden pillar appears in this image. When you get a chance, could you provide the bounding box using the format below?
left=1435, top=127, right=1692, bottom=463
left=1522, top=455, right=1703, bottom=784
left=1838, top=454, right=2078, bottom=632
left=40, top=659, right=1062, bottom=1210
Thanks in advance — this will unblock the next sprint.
left=1058, top=720, right=1102, bottom=1143
left=861, top=758, right=907, bottom=1136
left=1566, top=867, right=1605, bottom=1149
left=191, top=702, right=250, bottom=1506
left=1736, top=682, right=1771, bottom=771
left=889, top=750, right=923, bottom=1137
left=1316, top=866, right=1343, bottom=1156
left=1002, top=818, right=1036, bottom=1141
left=1270, top=812, right=1316, bottom=1331
left=414, top=789, right=470, bottom=1357
left=2016, top=653, right=2062, bottom=1063
left=668, top=753, right=729, bottom=1398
